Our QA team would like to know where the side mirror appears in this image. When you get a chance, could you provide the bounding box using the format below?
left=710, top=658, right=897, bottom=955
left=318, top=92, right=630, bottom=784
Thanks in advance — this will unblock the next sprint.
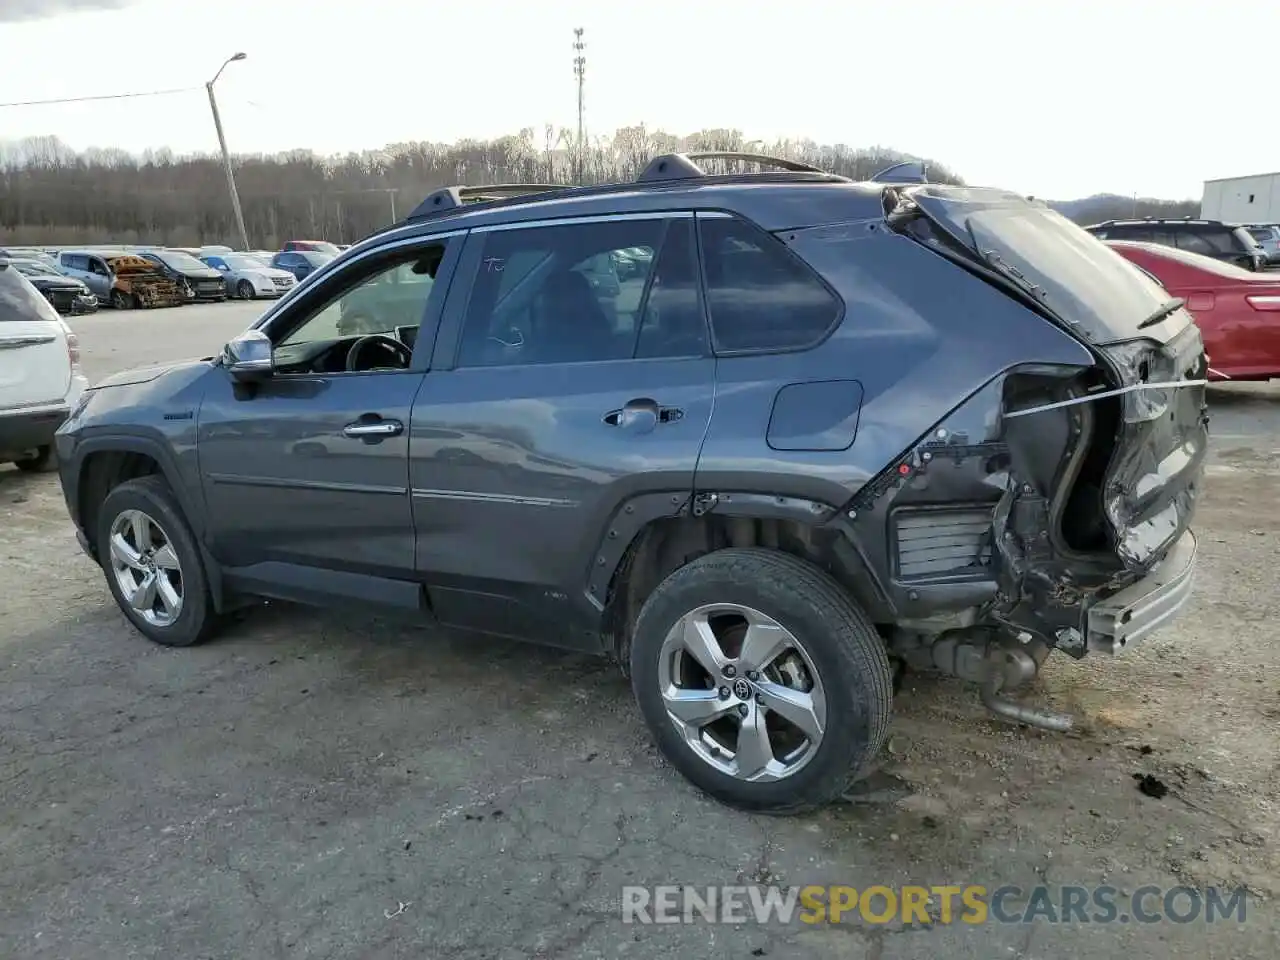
left=222, top=329, right=274, bottom=382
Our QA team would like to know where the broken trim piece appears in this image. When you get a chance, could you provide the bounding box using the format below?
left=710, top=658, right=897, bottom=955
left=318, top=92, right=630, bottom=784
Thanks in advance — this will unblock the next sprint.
left=1003, top=379, right=1208, bottom=420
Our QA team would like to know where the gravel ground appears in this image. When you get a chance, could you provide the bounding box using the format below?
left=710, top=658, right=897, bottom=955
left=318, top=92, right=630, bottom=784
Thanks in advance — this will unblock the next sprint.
left=0, top=302, right=1276, bottom=959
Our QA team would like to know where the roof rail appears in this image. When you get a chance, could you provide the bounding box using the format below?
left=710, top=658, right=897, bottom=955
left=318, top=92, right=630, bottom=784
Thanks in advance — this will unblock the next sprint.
left=637, top=151, right=826, bottom=182
left=407, top=183, right=563, bottom=220
left=868, top=160, right=928, bottom=184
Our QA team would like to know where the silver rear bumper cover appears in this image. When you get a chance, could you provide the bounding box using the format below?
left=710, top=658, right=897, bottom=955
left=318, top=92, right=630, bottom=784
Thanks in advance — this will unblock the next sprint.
left=1087, top=530, right=1197, bottom=655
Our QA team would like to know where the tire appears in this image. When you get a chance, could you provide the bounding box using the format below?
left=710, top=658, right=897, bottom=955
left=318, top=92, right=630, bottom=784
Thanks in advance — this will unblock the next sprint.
left=236, top=280, right=254, bottom=299
left=629, top=548, right=893, bottom=814
left=96, top=475, right=218, bottom=647
left=110, top=289, right=132, bottom=310
left=14, top=445, right=56, bottom=472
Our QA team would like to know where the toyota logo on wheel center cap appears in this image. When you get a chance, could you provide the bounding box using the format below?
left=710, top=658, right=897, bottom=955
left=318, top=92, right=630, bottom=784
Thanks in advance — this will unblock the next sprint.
left=732, top=678, right=752, bottom=699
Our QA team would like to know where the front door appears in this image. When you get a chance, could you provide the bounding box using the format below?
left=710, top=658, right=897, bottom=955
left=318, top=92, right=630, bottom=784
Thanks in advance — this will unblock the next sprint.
left=411, top=213, right=714, bottom=648
left=85, top=256, right=112, bottom=301
left=197, top=235, right=460, bottom=594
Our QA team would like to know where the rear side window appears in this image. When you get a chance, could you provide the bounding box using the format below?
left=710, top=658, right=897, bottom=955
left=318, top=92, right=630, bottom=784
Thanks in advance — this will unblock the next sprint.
left=1233, top=227, right=1263, bottom=250
left=1201, top=228, right=1243, bottom=254
left=698, top=217, right=840, bottom=353
left=1175, top=232, right=1215, bottom=256
left=0, top=266, right=59, bottom=323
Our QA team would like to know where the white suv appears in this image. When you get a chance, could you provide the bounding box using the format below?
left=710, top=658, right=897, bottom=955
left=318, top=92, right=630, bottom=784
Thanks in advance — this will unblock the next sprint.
left=0, top=262, right=87, bottom=472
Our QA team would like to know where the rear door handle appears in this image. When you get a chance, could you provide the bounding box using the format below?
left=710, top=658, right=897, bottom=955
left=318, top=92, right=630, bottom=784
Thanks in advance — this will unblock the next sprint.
left=343, top=418, right=403, bottom=440
left=603, top=398, right=684, bottom=431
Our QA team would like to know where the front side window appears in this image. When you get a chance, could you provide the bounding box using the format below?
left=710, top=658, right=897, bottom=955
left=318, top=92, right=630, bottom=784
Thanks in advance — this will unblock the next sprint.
left=456, top=218, right=668, bottom=367
left=698, top=216, right=841, bottom=353
left=277, top=245, right=444, bottom=357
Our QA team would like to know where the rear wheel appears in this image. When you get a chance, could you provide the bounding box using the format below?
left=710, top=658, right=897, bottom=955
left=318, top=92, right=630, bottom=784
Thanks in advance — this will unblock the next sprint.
left=109, top=289, right=131, bottom=310
left=236, top=279, right=254, bottom=299
left=629, top=548, right=894, bottom=814
left=14, top=445, right=56, bottom=472
left=97, top=476, right=217, bottom=647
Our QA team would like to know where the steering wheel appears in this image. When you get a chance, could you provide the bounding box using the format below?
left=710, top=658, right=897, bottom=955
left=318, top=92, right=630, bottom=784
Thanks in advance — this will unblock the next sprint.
left=345, top=334, right=412, bottom=372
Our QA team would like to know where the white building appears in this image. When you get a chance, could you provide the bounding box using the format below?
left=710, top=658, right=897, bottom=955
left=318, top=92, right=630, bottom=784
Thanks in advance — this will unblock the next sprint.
left=1201, top=172, right=1280, bottom=224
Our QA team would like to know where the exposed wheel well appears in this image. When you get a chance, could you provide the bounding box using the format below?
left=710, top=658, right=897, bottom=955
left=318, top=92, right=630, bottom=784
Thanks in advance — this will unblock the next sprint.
left=79, top=450, right=161, bottom=555
left=601, top=514, right=889, bottom=668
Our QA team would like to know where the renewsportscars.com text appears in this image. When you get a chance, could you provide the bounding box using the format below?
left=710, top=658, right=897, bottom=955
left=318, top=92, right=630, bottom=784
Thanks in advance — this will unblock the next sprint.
left=621, top=884, right=1248, bottom=926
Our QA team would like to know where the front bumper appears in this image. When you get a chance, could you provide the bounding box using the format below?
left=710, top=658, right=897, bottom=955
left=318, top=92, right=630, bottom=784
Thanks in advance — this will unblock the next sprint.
left=1086, top=529, right=1197, bottom=654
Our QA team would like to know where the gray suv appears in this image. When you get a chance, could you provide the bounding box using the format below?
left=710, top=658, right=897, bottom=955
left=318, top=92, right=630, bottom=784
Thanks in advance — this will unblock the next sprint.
left=54, top=154, right=1208, bottom=813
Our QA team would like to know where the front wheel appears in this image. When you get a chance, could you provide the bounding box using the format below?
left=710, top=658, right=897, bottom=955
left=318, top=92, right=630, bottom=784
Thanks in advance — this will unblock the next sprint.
left=629, top=548, right=893, bottom=814
left=97, top=475, right=218, bottom=647
left=109, top=289, right=132, bottom=310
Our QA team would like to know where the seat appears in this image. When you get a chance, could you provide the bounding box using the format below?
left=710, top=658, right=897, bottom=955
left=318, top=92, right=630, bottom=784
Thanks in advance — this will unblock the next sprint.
left=533, top=269, right=620, bottom=362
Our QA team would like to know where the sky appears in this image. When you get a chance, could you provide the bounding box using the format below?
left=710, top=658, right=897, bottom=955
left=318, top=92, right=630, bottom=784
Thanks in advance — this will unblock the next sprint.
left=1, top=0, right=1277, bottom=200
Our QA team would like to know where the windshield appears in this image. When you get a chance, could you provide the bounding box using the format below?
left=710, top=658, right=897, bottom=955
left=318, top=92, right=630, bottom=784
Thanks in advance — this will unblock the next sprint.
left=302, top=252, right=336, bottom=266
left=223, top=255, right=266, bottom=271
left=9, top=260, right=59, bottom=277
left=906, top=186, right=1186, bottom=345
left=153, top=251, right=210, bottom=272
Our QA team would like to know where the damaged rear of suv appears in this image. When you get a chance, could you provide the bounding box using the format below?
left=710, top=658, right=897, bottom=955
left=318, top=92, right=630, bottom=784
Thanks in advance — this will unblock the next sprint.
left=873, top=185, right=1206, bottom=728
left=53, top=156, right=1207, bottom=815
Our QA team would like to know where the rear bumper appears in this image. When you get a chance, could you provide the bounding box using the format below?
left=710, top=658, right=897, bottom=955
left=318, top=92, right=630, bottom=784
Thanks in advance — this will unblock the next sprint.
left=0, top=401, right=71, bottom=457
left=1086, top=529, right=1197, bottom=654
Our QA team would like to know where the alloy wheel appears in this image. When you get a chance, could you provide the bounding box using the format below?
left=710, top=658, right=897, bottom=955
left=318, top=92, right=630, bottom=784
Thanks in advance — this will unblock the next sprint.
left=108, top=509, right=184, bottom=627
left=656, top=602, right=827, bottom=782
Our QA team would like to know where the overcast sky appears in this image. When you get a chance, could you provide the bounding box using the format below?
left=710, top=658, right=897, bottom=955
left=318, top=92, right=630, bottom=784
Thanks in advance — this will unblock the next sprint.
left=2, top=0, right=1276, bottom=200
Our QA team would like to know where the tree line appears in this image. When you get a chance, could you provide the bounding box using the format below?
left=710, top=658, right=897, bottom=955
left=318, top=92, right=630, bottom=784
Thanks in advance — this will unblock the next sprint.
left=0, top=127, right=968, bottom=248
left=0, top=125, right=1197, bottom=249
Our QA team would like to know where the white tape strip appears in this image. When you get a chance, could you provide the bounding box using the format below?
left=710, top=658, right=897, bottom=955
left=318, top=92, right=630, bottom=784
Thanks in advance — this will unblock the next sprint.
left=1003, top=379, right=1208, bottom=419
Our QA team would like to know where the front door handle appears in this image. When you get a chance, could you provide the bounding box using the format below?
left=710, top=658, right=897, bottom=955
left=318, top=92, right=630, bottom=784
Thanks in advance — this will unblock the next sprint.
left=343, top=418, right=403, bottom=440
left=603, top=398, right=684, bottom=432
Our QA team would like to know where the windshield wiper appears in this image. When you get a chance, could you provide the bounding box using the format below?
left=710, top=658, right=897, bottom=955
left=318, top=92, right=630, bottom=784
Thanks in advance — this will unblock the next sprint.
left=1137, top=297, right=1185, bottom=330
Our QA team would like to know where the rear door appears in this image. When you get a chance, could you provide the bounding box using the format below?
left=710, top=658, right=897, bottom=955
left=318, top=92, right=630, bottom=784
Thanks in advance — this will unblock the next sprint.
left=410, top=213, right=714, bottom=647
left=0, top=266, right=71, bottom=410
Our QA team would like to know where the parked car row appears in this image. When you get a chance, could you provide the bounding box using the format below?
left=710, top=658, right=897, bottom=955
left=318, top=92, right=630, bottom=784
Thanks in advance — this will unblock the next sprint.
left=0, top=240, right=352, bottom=309
left=1106, top=238, right=1280, bottom=380
left=1084, top=218, right=1274, bottom=271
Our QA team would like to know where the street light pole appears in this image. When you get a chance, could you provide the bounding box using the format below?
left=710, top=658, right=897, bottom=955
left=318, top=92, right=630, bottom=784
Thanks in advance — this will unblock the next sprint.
left=207, top=52, right=250, bottom=251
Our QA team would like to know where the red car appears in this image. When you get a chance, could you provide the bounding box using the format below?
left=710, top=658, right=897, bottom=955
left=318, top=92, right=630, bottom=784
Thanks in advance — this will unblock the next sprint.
left=1107, top=240, right=1280, bottom=381
left=282, top=240, right=341, bottom=255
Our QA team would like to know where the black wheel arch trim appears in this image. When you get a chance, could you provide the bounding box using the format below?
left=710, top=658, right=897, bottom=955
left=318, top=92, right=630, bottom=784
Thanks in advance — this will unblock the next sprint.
left=582, top=489, right=897, bottom=632
left=68, top=432, right=228, bottom=612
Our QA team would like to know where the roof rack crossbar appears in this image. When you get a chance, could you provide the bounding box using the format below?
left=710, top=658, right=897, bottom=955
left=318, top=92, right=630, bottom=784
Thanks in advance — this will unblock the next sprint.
left=637, top=151, right=826, bottom=182
left=408, top=183, right=563, bottom=219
